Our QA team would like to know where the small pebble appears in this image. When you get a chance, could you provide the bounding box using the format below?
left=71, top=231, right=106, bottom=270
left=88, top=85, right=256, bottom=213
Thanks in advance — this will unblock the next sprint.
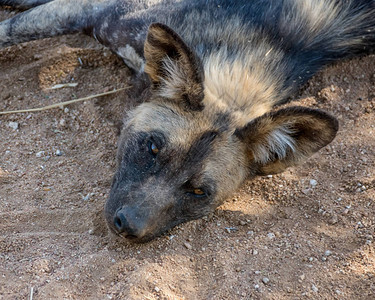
left=267, top=232, right=275, bottom=239
left=302, top=188, right=310, bottom=195
left=55, top=149, right=62, bottom=156
left=324, top=250, right=332, bottom=257
left=254, top=284, right=260, bottom=290
left=262, top=277, right=270, bottom=284
left=184, top=242, right=192, bottom=250
left=8, top=122, right=19, bottom=130
left=83, top=194, right=91, bottom=201
left=225, top=227, right=238, bottom=233
left=329, top=215, right=338, bottom=225
left=154, top=287, right=160, bottom=293
left=36, top=151, right=45, bottom=158
left=312, top=284, right=318, bottom=293
left=309, top=179, right=318, bottom=187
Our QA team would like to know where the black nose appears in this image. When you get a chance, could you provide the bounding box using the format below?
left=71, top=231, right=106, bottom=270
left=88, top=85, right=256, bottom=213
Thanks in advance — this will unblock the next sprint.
left=113, top=208, right=143, bottom=240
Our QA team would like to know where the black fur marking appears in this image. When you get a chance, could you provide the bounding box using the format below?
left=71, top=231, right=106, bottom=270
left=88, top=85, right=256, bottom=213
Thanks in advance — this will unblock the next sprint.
left=213, top=112, right=231, bottom=132
left=113, top=130, right=166, bottom=189
left=183, top=130, right=218, bottom=167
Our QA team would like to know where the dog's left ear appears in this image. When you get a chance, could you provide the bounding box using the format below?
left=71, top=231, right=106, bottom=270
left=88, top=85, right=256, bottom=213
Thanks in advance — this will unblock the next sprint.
left=235, top=107, right=339, bottom=175
left=144, top=23, right=204, bottom=111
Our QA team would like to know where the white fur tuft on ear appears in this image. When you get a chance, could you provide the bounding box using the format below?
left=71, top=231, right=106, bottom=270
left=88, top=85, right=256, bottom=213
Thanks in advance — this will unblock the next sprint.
left=236, top=106, right=338, bottom=175
left=252, top=125, right=296, bottom=164
left=157, top=57, right=187, bottom=99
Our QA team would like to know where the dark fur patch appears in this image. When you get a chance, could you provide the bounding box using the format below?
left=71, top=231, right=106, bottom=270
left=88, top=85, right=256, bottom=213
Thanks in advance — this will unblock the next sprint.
left=184, top=130, right=218, bottom=167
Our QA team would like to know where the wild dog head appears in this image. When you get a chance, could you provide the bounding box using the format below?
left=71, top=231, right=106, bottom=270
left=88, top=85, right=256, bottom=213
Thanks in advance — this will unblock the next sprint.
left=105, top=23, right=338, bottom=242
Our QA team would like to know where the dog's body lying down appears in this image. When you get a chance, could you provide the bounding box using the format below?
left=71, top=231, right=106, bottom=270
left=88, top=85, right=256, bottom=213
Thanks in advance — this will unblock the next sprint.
left=1, top=0, right=374, bottom=242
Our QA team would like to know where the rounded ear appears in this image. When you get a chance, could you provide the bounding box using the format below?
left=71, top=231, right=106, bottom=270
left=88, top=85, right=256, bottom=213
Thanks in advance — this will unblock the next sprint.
left=144, top=23, right=205, bottom=111
left=235, top=106, right=339, bottom=175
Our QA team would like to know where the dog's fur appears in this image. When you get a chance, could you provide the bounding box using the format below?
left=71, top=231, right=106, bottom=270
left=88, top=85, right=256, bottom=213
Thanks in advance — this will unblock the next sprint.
left=1, top=0, right=374, bottom=242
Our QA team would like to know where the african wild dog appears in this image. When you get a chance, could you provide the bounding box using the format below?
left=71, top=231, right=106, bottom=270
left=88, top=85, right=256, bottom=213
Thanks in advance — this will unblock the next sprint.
left=1, top=0, right=374, bottom=242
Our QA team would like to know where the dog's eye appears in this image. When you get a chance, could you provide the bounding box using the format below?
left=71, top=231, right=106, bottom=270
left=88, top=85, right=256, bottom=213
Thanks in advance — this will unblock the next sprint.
left=192, top=188, right=207, bottom=198
left=148, top=141, right=159, bottom=156
left=183, top=181, right=209, bottom=198
left=193, top=188, right=204, bottom=195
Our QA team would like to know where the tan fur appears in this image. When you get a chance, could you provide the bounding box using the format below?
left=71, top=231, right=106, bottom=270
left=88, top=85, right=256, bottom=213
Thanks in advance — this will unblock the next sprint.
left=157, top=57, right=199, bottom=101
left=203, top=46, right=283, bottom=127
left=128, top=101, right=213, bottom=150
left=201, top=137, right=249, bottom=205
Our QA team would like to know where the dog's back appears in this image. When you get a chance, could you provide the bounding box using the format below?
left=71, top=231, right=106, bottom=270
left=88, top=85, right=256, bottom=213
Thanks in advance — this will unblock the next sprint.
left=1, top=0, right=374, bottom=107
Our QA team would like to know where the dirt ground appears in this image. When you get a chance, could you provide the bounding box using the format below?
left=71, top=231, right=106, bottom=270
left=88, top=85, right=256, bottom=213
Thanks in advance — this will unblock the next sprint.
left=0, top=8, right=374, bottom=300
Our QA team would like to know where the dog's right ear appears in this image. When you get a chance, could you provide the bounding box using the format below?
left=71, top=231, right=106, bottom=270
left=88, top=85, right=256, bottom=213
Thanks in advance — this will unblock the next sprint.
left=144, top=23, right=205, bottom=111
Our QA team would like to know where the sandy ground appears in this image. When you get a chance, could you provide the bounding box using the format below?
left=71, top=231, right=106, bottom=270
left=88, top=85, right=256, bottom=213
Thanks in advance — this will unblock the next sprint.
left=0, top=8, right=374, bottom=300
